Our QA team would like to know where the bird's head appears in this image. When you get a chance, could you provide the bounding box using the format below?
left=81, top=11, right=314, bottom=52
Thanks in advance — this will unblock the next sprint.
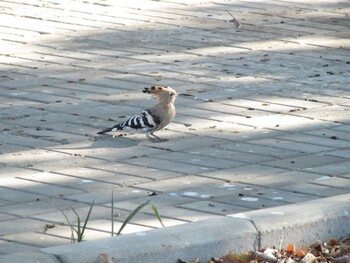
left=143, top=86, right=177, bottom=102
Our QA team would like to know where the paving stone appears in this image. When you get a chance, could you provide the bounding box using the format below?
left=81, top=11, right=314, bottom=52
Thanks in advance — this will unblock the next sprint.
left=290, top=104, right=350, bottom=123
left=0, top=104, right=47, bottom=119
left=85, top=220, right=153, bottom=237
left=16, top=128, right=88, bottom=144
left=304, top=129, right=350, bottom=142
left=184, top=146, right=278, bottom=163
left=277, top=183, right=350, bottom=197
left=0, top=198, right=82, bottom=218
left=0, top=199, right=14, bottom=206
left=325, top=149, right=350, bottom=159
left=248, top=138, right=332, bottom=153
left=0, top=142, right=33, bottom=155
left=54, top=166, right=152, bottom=187
left=0, top=148, right=70, bottom=167
left=200, top=165, right=290, bottom=185
left=146, top=206, right=220, bottom=222
left=0, top=177, right=84, bottom=198
left=242, top=188, right=319, bottom=204
left=2, top=114, right=93, bottom=137
left=163, top=182, right=272, bottom=203
left=33, top=204, right=112, bottom=224
left=0, top=218, right=47, bottom=236
left=312, top=176, right=350, bottom=190
left=276, top=133, right=350, bottom=148
left=179, top=200, right=251, bottom=216
left=302, top=161, right=350, bottom=176
left=262, top=154, right=347, bottom=170
left=0, top=132, right=61, bottom=148
left=64, top=187, right=150, bottom=204
left=49, top=139, right=173, bottom=162
left=214, top=194, right=287, bottom=210
left=0, top=163, right=37, bottom=179
left=1, top=232, right=69, bottom=248
left=84, top=162, right=184, bottom=183
left=17, top=172, right=133, bottom=192
left=0, top=240, right=40, bottom=255
left=333, top=124, right=350, bottom=133
left=132, top=135, right=228, bottom=152
left=0, top=213, right=17, bottom=222
left=239, top=170, right=327, bottom=187
left=134, top=175, right=225, bottom=193
left=0, top=187, right=47, bottom=204
left=122, top=156, right=217, bottom=174
left=152, top=151, right=245, bottom=169
left=107, top=194, right=193, bottom=211
left=216, top=142, right=301, bottom=159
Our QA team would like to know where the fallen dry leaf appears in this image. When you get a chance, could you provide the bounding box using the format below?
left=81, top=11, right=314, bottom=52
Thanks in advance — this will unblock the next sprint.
left=178, top=236, right=350, bottom=263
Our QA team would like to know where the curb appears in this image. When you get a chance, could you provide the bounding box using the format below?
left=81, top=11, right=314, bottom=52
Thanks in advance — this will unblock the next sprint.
left=3, top=194, right=349, bottom=263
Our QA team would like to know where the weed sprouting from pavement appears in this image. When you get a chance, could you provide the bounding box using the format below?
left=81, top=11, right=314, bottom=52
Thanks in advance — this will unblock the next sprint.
left=61, top=199, right=95, bottom=243
left=62, top=192, right=165, bottom=243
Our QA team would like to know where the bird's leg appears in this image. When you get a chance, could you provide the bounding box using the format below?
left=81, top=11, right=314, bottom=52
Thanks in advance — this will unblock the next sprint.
left=146, top=132, right=168, bottom=142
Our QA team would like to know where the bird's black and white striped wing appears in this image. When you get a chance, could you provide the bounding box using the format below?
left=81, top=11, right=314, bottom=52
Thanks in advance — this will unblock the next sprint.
left=97, top=109, right=161, bottom=134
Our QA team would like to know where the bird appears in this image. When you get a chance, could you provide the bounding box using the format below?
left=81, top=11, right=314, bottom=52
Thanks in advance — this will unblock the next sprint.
left=97, top=86, right=177, bottom=142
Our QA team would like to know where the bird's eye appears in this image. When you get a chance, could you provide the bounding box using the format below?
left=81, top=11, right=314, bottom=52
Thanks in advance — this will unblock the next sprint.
left=158, top=87, right=162, bottom=90
left=170, top=92, right=175, bottom=96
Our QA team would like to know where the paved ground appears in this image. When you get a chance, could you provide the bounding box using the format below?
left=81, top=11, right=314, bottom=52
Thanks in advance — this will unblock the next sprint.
left=0, top=0, right=349, bottom=256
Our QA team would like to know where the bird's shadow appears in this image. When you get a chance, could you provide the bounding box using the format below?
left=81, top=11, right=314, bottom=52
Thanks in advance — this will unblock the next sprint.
left=72, top=134, right=146, bottom=151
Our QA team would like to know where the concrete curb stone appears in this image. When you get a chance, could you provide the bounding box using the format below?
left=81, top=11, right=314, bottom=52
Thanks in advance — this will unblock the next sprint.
left=229, top=193, right=350, bottom=248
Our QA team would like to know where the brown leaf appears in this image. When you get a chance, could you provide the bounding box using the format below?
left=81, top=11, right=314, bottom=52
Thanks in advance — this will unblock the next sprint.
left=295, top=248, right=307, bottom=258
left=286, top=244, right=295, bottom=253
left=328, top=239, right=341, bottom=246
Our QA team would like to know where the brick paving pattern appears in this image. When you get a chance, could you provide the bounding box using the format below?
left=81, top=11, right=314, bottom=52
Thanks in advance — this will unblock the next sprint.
left=0, top=0, right=349, bottom=255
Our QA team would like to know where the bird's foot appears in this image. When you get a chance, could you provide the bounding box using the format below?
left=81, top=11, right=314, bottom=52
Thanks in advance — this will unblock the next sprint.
left=146, top=133, right=168, bottom=142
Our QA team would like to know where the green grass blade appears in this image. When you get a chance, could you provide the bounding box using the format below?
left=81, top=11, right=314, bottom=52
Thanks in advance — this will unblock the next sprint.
left=116, top=200, right=151, bottom=235
left=151, top=204, right=165, bottom=228
left=61, top=210, right=72, bottom=228
left=79, top=200, right=95, bottom=242
left=61, top=210, right=77, bottom=243
left=72, top=208, right=82, bottom=241
left=111, top=191, right=114, bottom=236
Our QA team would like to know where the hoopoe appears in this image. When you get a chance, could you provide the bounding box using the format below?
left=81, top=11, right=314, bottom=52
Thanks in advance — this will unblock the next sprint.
left=97, top=86, right=177, bottom=142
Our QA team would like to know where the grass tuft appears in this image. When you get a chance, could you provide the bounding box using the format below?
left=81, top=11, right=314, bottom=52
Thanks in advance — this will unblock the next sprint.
left=61, top=199, right=95, bottom=243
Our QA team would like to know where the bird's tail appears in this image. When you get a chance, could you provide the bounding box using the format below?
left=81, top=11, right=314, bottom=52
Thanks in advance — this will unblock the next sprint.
left=97, top=127, right=113, bottom=135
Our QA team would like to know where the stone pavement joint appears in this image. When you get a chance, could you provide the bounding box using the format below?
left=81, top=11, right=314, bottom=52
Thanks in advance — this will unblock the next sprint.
left=0, top=0, right=350, bottom=260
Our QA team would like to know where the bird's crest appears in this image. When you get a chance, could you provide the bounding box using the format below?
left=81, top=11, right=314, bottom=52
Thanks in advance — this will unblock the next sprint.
left=143, top=86, right=176, bottom=97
